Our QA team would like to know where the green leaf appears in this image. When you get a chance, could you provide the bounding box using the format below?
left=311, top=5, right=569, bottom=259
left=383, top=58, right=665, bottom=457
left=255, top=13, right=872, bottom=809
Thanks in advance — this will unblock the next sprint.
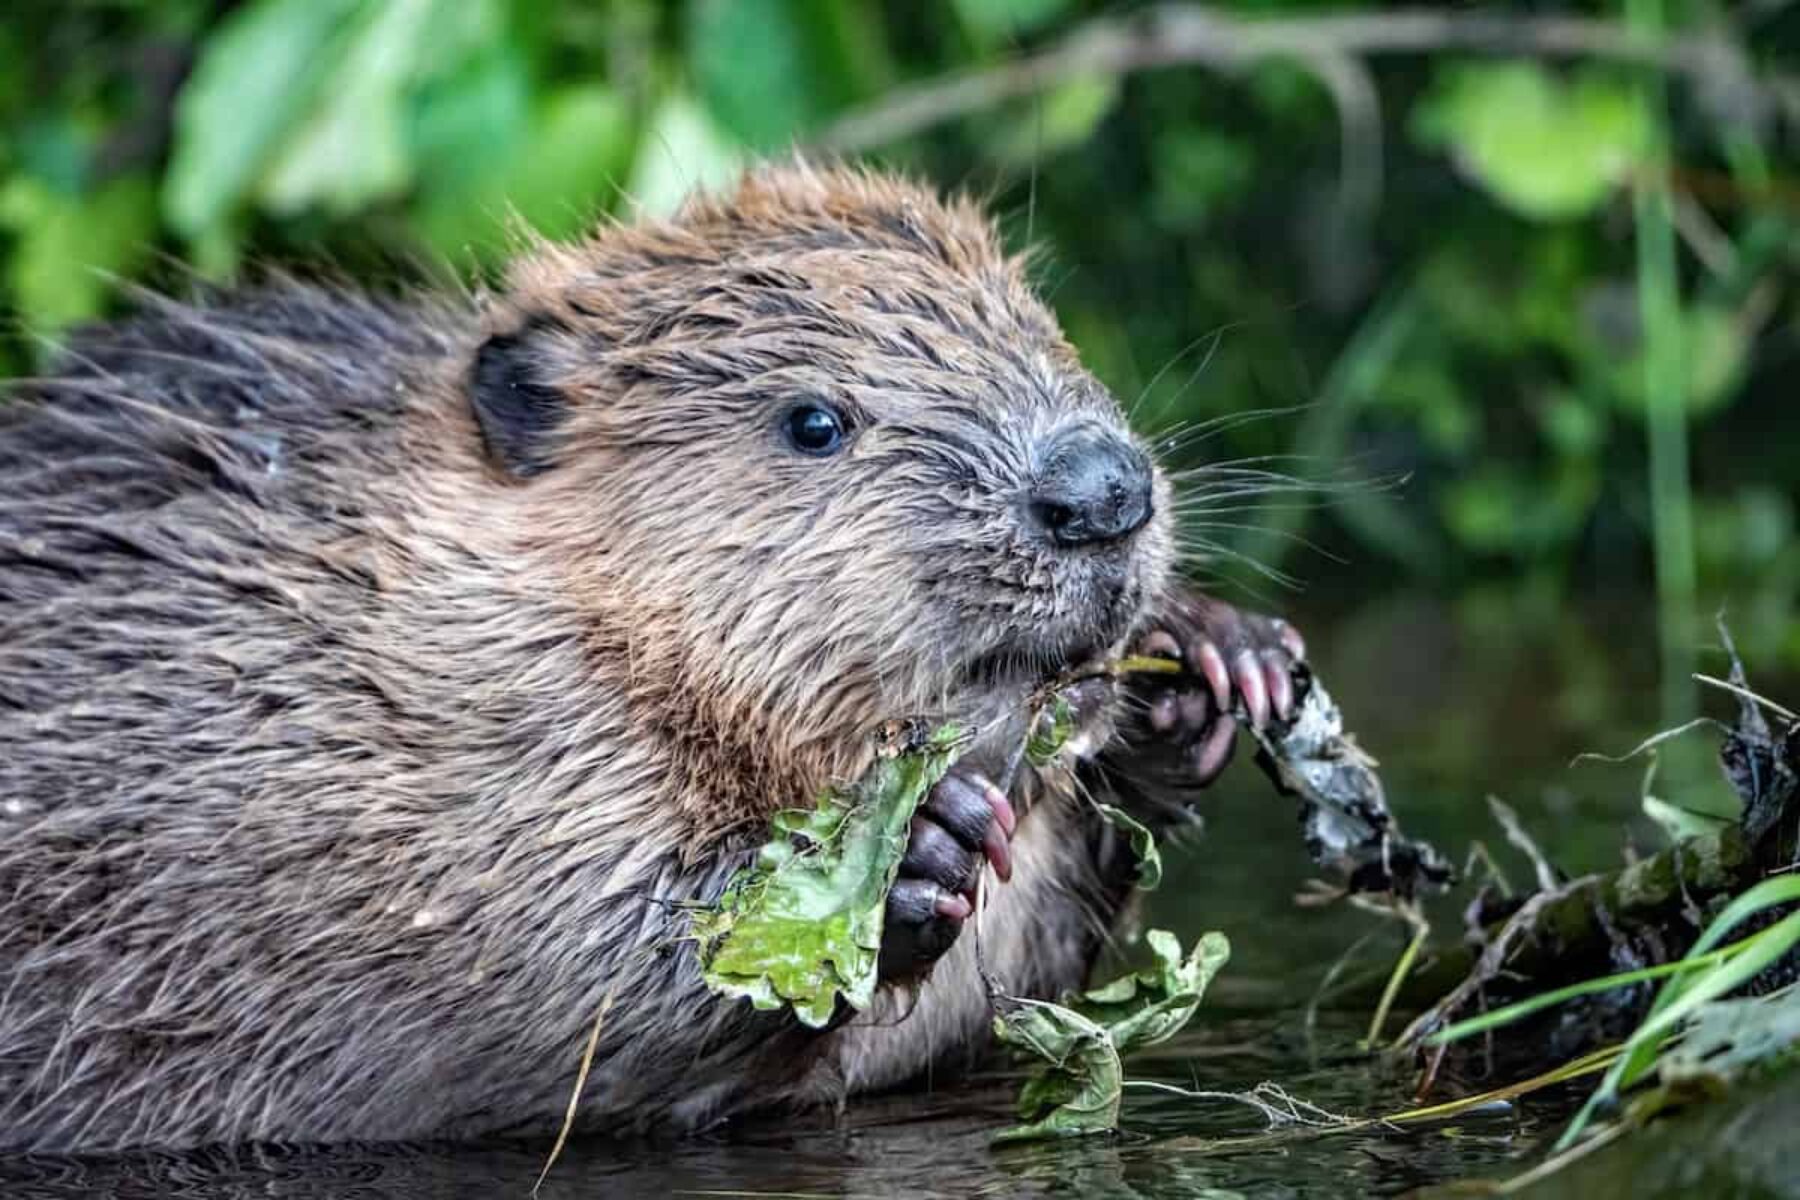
left=626, top=92, right=746, bottom=219
left=954, top=0, right=1072, bottom=43
left=166, top=0, right=501, bottom=236
left=1414, top=64, right=1651, bottom=221
left=163, top=0, right=362, bottom=236
left=259, top=0, right=499, bottom=218
left=690, top=0, right=814, bottom=149
left=414, top=75, right=633, bottom=258
left=1075, top=929, right=1229, bottom=1054
left=1641, top=795, right=1730, bottom=843
left=1097, top=803, right=1162, bottom=890
left=994, top=929, right=1230, bottom=1141
left=992, top=1000, right=1121, bottom=1142
left=990, top=76, right=1118, bottom=165
left=1025, top=693, right=1076, bottom=766
left=1601, top=303, right=1749, bottom=420
left=499, top=86, right=635, bottom=239
left=693, top=724, right=970, bottom=1028
left=0, top=174, right=158, bottom=331
left=410, top=50, right=532, bottom=193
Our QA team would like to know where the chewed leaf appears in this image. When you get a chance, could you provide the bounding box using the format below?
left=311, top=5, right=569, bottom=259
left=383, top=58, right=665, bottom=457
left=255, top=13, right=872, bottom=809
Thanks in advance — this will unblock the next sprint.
left=692, top=723, right=968, bottom=1028
left=995, top=929, right=1229, bottom=1141
left=992, top=999, right=1121, bottom=1142
left=1074, top=929, right=1230, bottom=1054
left=1098, top=803, right=1162, bottom=890
left=1026, top=693, right=1077, bottom=766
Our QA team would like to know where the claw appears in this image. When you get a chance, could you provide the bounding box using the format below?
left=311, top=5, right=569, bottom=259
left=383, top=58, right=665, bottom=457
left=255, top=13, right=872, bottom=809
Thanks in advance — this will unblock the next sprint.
left=1233, top=649, right=1270, bottom=728
left=1263, top=653, right=1293, bottom=722
left=1195, top=640, right=1232, bottom=713
left=981, top=822, right=1013, bottom=883
left=982, top=783, right=1017, bottom=838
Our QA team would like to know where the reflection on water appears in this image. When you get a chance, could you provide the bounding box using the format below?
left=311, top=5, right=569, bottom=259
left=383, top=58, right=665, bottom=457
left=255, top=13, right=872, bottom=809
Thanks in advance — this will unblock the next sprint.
left=3, top=590, right=1785, bottom=1200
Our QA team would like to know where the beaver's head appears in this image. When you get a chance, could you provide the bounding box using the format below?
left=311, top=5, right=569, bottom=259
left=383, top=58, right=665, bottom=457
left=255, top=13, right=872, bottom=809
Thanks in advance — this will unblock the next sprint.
left=469, top=164, right=1172, bottom=798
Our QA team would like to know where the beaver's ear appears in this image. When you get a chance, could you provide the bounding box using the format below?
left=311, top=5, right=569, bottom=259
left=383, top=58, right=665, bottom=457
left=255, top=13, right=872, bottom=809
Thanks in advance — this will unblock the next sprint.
left=470, top=324, right=567, bottom=477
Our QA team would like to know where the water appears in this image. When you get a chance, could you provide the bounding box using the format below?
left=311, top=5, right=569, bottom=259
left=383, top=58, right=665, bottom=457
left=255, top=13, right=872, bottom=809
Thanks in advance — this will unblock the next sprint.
left=2, top=590, right=1785, bottom=1199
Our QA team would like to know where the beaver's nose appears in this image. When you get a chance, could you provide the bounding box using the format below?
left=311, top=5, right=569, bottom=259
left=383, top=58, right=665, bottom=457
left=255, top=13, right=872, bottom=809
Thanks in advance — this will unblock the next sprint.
left=1028, top=425, right=1154, bottom=547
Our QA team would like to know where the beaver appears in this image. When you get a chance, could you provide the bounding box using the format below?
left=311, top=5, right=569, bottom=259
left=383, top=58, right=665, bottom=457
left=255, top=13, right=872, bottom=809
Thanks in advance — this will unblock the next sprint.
left=0, top=163, right=1306, bottom=1152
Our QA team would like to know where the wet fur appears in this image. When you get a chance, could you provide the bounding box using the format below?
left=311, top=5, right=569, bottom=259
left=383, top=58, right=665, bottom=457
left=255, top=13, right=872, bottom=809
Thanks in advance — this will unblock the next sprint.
left=0, top=165, right=1174, bottom=1150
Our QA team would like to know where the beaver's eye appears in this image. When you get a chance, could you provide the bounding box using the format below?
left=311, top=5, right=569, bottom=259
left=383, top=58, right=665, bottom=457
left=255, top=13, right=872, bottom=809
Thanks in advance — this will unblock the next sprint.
left=783, top=403, right=847, bottom=456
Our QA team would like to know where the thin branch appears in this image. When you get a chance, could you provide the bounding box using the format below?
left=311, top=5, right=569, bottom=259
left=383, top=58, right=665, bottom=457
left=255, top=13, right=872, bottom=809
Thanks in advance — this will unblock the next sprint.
left=817, top=4, right=1758, bottom=153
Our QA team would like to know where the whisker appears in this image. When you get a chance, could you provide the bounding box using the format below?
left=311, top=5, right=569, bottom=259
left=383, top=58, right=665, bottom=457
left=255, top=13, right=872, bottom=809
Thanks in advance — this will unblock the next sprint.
left=1175, top=523, right=1348, bottom=564
left=1130, top=322, right=1241, bottom=423
left=1148, top=403, right=1317, bottom=455
left=1175, top=537, right=1305, bottom=592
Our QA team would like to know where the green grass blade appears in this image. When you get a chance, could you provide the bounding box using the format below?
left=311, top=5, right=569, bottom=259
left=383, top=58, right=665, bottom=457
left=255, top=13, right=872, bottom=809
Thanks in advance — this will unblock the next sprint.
left=1426, top=949, right=1736, bottom=1045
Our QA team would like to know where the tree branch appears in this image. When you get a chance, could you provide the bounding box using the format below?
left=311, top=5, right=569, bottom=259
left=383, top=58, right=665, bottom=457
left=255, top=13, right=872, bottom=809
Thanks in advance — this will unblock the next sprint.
left=817, top=4, right=1763, bottom=153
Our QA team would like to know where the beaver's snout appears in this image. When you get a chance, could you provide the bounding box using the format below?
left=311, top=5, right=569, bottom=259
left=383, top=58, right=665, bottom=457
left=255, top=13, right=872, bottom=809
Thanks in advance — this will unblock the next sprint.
left=1027, top=424, right=1154, bottom=548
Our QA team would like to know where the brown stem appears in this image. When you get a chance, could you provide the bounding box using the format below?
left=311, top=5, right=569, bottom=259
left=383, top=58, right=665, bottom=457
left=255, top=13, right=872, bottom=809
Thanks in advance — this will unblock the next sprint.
left=817, top=4, right=1762, bottom=153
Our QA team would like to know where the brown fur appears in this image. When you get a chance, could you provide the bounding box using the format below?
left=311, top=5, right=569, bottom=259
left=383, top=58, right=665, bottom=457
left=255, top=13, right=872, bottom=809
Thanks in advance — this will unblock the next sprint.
left=0, top=164, right=1175, bottom=1150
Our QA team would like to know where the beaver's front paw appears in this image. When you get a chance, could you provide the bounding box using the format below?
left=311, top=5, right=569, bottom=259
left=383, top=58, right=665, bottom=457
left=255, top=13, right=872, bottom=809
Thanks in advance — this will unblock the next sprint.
left=877, top=766, right=1015, bottom=981
left=1126, top=592, right=1308, bottom=786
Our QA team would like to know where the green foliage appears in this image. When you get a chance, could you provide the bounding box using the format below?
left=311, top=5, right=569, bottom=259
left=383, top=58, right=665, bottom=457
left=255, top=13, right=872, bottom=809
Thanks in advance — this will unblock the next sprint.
left=1429, top=874, right=1800, bottom=1149
left=1, top=0, right=1794, bottom=654
left=692, top=723, right=968, bottom=1029
left=1098, top=803, right=1162, bottom=889
left=1413, top=63, right=1651, bottom=221
left=994, top=929, right=1230, bottom=1141
left=0, top=174, right=157, bottom=328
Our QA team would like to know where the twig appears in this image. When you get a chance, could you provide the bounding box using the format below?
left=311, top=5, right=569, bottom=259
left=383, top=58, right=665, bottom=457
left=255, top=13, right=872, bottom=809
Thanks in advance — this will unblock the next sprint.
left=1123, top=1079, right=1355, bottom=1130
left=1488, top=796, right=1560, bottom=894
left=1695, top=672, right=1799, bottom=722
left=1396, top=876, right=1599, bottom=1048
left=533, top=990, right=617, bottom=1196
left=818, top=4, right=1758, bottom=153
left=1570, top=717, right=1723, bottom=768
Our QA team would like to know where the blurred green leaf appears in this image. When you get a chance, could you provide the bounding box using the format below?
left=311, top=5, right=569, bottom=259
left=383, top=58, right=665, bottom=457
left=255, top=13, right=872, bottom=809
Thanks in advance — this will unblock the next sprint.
left=417, top=81, right=634, bottom=257
left=1151, top=128, right=1254, bottom=230
left=13, top=117, right=93, bottom=194
left=163, top=0, right=361, bottom=237
left=260, top=0, right=500, bottom=218
left=628, top=92, right=745, bottom=218
left=1536, top=389, right=1609, bottom=457
left=495, top=85, right=635, bottom=240
left=1415, top=63, right=1651, bottom=221
left=990, top=76, right=1117, bottom=166
left=1442, top=460, right=1601, bottom=559
left=410, top=48, right=534, bottom=196
left=954, top=0, right=1072, bottom=43
left=0, top=173, right=158, bottom=331
left=690, top=0, right=881, bottom=149
left=690, top=0, right=815, bottom=149
left=1596, top=302, right=1748, bottom=419
left=167, top=0, right=500, bottom=237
